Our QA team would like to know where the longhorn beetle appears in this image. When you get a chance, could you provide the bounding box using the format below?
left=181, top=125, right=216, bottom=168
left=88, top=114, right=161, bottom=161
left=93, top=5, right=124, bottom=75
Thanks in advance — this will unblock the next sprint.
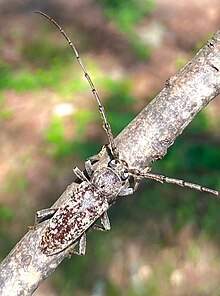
left=34, top=11, right=219, bottom=256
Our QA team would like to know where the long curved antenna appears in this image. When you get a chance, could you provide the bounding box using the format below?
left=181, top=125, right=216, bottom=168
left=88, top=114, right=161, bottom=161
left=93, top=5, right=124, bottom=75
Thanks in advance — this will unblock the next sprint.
left=35, top=11, right=119, bottom=159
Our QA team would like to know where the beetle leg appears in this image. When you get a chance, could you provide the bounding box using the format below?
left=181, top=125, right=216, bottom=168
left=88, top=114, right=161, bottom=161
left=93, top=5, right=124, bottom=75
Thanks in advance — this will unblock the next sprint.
left=73, top=167, right=89, bottom=181
left=85, top=159, right=95, bottom=178
left=30, top=208, right=58, bottom=230
left=92, top=212, right=111, bottom=231
left=73, top=233, right=87, bottom=256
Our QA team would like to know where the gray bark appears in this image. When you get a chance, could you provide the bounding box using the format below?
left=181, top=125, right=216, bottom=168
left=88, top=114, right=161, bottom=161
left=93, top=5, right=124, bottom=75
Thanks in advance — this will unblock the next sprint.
left=0, top=31, right=220, bottom=296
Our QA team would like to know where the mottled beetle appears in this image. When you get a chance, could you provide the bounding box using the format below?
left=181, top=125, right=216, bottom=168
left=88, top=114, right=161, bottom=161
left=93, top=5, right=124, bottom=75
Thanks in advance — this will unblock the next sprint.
left=35, top=11, right=220, bottom=256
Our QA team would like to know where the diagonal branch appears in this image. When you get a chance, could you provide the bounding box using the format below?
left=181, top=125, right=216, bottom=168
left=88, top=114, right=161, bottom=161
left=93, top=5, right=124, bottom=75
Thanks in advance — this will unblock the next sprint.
left=0, top=31, right=220, bottom=296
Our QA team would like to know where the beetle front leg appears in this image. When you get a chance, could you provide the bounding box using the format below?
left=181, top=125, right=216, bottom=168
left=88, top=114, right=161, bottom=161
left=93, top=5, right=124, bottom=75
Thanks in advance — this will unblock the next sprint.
left=85, top=159, right=95, bottom=178
left=119, top=187, right=134, bottom=196
left=133, top=178, right=141, bottom=192
left=85, top=149, right=104, bottom=178
left=118, top=179, right=136, bottom=196
left=118, top=175, right=142, bottom=197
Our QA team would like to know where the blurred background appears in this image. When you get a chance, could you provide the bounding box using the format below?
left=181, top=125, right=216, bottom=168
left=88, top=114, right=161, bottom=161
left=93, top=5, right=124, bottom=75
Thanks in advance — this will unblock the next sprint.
left=0, top=0, right=220, bottom=295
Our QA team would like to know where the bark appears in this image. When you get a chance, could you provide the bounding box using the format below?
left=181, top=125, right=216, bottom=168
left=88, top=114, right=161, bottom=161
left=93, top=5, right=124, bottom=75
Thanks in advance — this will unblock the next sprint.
left=0, top=31, right=220, bottom=296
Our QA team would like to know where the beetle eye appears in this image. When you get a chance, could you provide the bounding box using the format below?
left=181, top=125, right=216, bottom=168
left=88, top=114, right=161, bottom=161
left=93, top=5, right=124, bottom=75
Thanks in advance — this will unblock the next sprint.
left=108, top=159, right=119, bottom=168
left=121, top=170, right=129, bottom=181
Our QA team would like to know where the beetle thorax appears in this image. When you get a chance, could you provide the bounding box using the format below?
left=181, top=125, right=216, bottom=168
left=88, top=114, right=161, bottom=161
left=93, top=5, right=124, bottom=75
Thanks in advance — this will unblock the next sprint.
left=91, top=167, right=123, bottom=198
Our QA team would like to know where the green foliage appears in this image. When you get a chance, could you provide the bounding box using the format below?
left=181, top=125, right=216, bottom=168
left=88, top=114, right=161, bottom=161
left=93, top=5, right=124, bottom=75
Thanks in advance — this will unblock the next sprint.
left=139, top=279, right=160, bottom=296
left=0, top=50, right=101, bottom=96
left=23, top=38, right=72, bottom=66
left=0, top=61, right=87, bottom=94
left=3, top=171, right=29, bottom=196
left=44, top=116, right=72, bottom=158
left=193, top=32, right=213, bottom=54
left=156, top=112, right=219, bottom=171
left=44, top=115, right=100, bottom=160
left=71, top=140, right=101, bottom=161
left=0, top=61, right=12, bottom=89
left=104, top=79, right=136, bottom=134
left=176, top=197, right=197, bottom=229
left=138, top=186, right=170, bottom=217
left=0, top=34, right=84, bottom=92
left=0, top=108, right=13, bottom=120
left=130, top=35, right=151, bottom=60
left=99, top=0, right=154, bottom=59
left=188, top=241, right=201, bottom=263
left=175, top=54, right=188, bottom=69
left=0, top=95, right=13, bottom=120
left=202, top=201, right=220, bottom=238
left=0, top=60, right=63, bottom=91
left=0, top=206, right=13, bottom=221
left=99, top=0, right=155, bottom=32
left=74, top=110, right=95, bottom=136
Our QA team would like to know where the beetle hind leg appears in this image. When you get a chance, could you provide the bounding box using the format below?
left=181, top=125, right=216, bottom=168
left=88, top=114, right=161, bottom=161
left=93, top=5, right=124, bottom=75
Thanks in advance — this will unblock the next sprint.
left=67, top=233, right=87, bottom=257
left=92, top=212, right=111, bottom=231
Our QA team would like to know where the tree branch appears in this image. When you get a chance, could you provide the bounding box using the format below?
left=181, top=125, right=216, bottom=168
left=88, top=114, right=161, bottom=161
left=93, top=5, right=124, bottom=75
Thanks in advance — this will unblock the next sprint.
left=0, top=31, right=220, bottom=296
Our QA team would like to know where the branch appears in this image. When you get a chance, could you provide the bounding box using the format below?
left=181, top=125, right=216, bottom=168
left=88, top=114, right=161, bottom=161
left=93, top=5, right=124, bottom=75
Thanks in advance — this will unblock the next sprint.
left=0, top=31, right=220, bottom=296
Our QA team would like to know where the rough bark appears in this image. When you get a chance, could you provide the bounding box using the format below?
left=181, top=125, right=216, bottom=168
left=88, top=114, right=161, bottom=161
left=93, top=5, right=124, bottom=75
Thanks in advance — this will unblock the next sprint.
left=0, top=31, right=220, bottom=296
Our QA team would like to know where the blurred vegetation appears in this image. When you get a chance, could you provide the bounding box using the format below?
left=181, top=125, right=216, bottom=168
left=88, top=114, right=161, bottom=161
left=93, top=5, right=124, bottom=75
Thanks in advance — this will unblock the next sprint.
left=99, top=0, right=155, bottom=59
left=44, top=114, right=100, bottom=160
left=99, top=0, right=155, bottom=32
left=0, top=94, right=13, bottom=120
left=0, top=2, right=220, bottom=295
left=0, top=206, right=13, bottom=222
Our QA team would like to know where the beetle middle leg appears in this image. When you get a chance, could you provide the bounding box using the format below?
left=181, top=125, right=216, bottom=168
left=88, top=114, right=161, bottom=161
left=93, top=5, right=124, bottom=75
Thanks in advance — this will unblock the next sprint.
left=30, top=208, right=58, bottom=230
